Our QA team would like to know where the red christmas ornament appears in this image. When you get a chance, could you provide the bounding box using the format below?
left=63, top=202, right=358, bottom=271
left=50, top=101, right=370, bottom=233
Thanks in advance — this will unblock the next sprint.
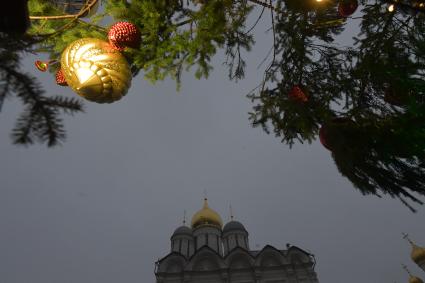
left=107, top=22, right=141, bottom=50
left=319, top=117, right=353, bottom=151
left=288, top=85, right=308, bottom=102
left=338, top=0, right=358, bottom=17
left=35, top=60, right=48, bottom=72
left=55, top=69, right=68, bottom=86
left=319, top=125, right=332, bottom=151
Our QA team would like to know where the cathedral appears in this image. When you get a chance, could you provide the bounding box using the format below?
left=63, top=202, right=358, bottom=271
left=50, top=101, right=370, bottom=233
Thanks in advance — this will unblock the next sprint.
left=155, top=199, right=320, bottom=283
left=403, top=234, right=425, bottom=283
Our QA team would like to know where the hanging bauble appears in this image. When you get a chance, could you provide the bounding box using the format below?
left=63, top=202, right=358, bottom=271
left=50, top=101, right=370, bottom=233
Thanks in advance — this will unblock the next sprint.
left=319, top=117, right=353, bottom=151
left=338, top=0, right=358, bottom=17
left=288, top=85, right=308, bottom=102
left=319, top=125, right=331, bottom=151
left=55, top=69, right=68, bottom=86
left=107, top=22, right=141, bottom=51
left=35, top=60, right=49, bottom=72
left=60, top=38, right=132, bottom=103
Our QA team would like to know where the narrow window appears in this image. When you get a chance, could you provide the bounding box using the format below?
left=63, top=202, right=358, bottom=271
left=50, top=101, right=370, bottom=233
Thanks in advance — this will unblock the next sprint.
left=217, top=235, right=220, bottom=252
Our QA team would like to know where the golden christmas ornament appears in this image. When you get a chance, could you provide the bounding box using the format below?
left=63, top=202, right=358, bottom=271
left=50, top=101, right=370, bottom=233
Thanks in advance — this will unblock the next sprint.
left=61, top=38, right=132, bottom=103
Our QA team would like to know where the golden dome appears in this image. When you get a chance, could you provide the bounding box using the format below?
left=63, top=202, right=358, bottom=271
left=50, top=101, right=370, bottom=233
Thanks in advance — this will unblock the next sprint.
left=411, top=243, right=425, bottom=264
left=191, top=199, right=223, bottom=229
left=404, top=234, right=425, bottom=265
left=409, top=276, right=424, bottom=283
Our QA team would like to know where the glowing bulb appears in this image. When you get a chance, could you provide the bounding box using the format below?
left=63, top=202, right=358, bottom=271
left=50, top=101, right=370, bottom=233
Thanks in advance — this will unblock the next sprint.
left=388, top=4, right=395, bottom=12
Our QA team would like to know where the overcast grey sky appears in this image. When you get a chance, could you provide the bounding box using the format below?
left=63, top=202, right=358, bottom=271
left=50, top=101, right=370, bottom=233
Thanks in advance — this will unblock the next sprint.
left=1, top=6, right=424, bottom=283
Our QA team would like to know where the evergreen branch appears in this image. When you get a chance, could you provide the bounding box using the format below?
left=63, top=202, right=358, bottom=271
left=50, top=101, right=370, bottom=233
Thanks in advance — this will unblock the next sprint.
left=247, top=0, right=278, bottom=11
left=42, top=96, right=84, bottom=114
left=29, top=0, right=100, bottom=20
left=1, top=36, right=83, bottom=147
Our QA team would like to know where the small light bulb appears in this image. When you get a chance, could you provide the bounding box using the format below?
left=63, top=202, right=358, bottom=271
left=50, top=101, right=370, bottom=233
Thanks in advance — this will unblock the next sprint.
left=388, top=4, right=395, bottom=12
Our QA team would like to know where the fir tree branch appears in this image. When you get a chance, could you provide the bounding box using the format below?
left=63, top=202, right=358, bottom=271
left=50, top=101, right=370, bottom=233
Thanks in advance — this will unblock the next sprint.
left=29, top=0, right=100, bottom=20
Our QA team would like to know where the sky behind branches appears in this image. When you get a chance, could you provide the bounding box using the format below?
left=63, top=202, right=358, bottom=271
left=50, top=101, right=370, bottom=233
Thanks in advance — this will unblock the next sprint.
left=1, top=5, right=424, bottom=283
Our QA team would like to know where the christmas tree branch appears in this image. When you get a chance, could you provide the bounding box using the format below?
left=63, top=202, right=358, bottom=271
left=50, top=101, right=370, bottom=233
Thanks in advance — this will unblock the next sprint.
left=247, top=0, right=277, bottom=11
left=29, top=0, right=99, bottom=20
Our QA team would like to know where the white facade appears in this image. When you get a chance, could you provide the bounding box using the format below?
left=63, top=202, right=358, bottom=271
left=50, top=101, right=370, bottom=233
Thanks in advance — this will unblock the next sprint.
left=156, top=218, right=319, bottom=283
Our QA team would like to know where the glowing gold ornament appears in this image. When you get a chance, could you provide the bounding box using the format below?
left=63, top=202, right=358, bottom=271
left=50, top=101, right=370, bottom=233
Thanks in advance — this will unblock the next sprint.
left=61, top=38, right=132, bottom=103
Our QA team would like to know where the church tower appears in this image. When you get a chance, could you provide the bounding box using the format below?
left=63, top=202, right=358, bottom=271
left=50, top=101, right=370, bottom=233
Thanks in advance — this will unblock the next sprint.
left=170, top=225, right=194, bottom=258
left=222, top=219, right=249, bottom=255
left=402, top=264, right=424, bottom=283
left=191, top=198, right=223, bottom=254
left=155, top=199, right=320, bottom=283
left=404, top=234, right=425, bottom=273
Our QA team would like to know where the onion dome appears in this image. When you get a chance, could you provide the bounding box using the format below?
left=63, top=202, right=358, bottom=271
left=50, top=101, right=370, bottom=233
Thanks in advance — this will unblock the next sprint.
left=191, top=199, right=223, bottom=229
left=404, top=234, right=425, bottom=265
left=403, top=263, right=424, bottom=283
left=409, top=276, right=424, bottom=283
left=223, top=220, right=247, bottom=233
left=172, top=225, right=193, bottom=237
left=411, top=243, right=425, bottom=265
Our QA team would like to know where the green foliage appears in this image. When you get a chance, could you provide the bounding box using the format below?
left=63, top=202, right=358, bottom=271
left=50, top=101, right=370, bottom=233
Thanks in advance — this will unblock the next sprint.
left=249, top=0, right=347, bottom=146
left=28, top=0, right=254, bottom=85
left=323, top=116, right=425, bottom=212
left=245, top=0, right=425, bottom=209
left=1, top=0, right=425, bottom=209
left=0, top=34, right=83, bottom=146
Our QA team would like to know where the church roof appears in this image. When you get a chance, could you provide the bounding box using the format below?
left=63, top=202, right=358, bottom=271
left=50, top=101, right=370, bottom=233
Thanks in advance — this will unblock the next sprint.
left=156, top=244, right=316, bottom=277
left=409, top=276, right=424, bottom=283
left=403, top=234, right=425, bottom=265
left=223, top=220, right=246, bottom=233
left=172, top=225, right=192, bottom=237
left=411, top=243, right=425, bottom=265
